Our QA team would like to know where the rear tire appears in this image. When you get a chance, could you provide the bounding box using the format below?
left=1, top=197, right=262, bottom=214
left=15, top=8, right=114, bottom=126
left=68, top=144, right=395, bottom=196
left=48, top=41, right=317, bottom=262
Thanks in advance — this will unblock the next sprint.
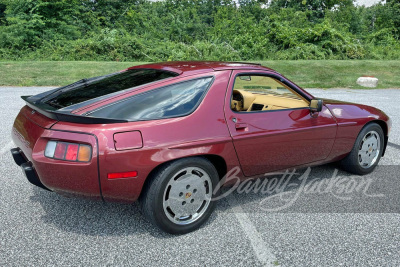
left=139, top=157, right=219, bottom=234
left=340, top=122, right=384, bottom=175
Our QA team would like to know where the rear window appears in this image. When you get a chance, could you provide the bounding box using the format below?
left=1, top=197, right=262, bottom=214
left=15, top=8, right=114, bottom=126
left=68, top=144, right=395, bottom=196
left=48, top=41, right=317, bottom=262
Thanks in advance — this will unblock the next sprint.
left=87, top=77, right=213, bottom=121
left=42, top=69, right=178, bottom=109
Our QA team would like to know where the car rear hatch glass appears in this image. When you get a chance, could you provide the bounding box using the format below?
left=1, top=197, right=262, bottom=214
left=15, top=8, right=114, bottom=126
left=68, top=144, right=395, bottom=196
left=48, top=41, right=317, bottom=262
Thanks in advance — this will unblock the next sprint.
left=21, top=68, right=179, bottom=124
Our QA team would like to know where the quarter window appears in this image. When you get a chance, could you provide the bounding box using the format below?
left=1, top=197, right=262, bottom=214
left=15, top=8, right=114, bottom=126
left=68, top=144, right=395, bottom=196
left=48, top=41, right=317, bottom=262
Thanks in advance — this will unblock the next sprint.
left=89, top=77, right=213, bottom=121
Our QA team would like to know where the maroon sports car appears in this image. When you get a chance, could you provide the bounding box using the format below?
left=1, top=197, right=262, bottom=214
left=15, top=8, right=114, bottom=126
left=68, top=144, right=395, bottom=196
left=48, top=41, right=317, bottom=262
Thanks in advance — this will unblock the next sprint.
left=11, top=61, right=391, bottom=234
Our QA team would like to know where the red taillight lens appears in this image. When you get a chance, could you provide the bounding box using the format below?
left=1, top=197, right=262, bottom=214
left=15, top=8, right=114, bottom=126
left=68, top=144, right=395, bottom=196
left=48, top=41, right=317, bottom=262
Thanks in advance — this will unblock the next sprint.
left=107, top=171, right=138, bottom=179
left=45, top=141, right=92, bottom=162
left=65, top=144, right=79, bottom=161
left=53, top=142, right=67, bottom=159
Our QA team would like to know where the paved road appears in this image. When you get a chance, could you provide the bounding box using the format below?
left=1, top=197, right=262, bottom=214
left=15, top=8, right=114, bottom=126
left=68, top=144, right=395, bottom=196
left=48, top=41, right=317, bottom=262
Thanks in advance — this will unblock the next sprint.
left=0, top=87, right=399, bottom=267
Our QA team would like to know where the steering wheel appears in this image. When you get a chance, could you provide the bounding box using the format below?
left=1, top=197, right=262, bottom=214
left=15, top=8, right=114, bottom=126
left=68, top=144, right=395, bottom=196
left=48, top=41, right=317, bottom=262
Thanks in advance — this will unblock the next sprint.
left=231, top=90, right=244, bottom=111
left=232, top=89, right=256, bottom=111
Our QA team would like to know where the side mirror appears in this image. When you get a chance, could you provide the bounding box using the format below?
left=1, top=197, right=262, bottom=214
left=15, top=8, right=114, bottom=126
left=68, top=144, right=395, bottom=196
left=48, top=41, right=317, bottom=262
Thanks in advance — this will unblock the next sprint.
left=310, top=99, right=323, bottom=112
left=239, top=75, right=251, bottom=81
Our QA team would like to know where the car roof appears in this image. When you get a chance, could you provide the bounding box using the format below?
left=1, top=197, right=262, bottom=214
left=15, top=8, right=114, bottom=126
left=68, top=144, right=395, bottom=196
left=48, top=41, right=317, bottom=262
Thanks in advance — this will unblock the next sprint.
left=127, top=61, right=275, bottom=76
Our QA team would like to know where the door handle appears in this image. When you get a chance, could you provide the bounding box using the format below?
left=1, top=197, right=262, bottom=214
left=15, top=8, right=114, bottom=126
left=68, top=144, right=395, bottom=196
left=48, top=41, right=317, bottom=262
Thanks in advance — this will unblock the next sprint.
left=235, top=123, right=248, bottom=130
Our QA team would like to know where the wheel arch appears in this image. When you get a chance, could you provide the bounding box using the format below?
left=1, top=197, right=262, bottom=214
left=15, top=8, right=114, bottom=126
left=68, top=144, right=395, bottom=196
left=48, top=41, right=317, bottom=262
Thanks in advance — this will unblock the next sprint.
left=138, top=154, right=227, bottom=199
left=361, top=119, right=388, bottom=157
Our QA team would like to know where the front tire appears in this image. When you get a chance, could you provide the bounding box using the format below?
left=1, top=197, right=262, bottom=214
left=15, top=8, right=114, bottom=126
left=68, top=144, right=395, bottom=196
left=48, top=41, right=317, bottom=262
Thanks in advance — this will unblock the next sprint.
left=340, top=122, right=384, bottom=175
left=139, top=157, right=219, bottom=234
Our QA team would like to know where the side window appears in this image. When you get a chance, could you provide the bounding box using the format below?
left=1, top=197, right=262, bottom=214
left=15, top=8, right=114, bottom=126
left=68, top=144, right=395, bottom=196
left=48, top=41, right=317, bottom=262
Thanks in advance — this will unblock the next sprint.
left=89, top=77, right=213, bottom=121
left=231, top=75, right=309, bottom=112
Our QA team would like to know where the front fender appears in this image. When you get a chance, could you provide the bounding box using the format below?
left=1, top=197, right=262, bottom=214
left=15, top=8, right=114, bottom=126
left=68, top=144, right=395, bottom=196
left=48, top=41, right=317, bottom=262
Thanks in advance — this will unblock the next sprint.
left=322, top=99, right=391, bottom=160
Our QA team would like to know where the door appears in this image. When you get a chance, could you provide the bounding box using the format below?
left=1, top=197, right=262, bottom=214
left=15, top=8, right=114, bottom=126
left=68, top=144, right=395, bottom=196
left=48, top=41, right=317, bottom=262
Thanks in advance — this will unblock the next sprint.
left=224, top=70, right=337, bottom=177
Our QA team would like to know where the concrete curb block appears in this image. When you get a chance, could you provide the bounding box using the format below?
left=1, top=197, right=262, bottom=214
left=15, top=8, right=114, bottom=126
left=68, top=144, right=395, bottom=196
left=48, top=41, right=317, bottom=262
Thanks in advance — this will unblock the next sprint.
left=357, top=77, right=379, bottom=88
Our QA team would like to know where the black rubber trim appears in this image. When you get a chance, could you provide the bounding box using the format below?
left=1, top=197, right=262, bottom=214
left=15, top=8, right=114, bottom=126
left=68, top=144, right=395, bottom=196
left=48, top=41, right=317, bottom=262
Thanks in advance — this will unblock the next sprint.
left=20, top=162, right=51, bottom=191
left=11, top=148, right=26, bottom=166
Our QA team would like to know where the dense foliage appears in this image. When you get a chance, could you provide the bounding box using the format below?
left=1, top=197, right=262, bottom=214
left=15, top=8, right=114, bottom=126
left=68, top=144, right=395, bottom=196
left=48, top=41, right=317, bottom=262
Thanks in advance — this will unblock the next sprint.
left=0, top=0, right=399, bottom=61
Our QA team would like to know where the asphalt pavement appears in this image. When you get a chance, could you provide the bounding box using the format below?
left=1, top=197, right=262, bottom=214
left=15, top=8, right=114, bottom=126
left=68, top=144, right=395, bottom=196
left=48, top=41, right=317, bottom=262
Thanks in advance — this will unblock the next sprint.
left=0, top=87, right=399, bottom=266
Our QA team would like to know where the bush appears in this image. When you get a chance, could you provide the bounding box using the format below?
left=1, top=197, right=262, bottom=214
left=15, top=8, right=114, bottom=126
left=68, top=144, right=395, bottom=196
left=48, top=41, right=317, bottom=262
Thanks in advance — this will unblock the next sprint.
left=0, top=0, right=399, bottom=61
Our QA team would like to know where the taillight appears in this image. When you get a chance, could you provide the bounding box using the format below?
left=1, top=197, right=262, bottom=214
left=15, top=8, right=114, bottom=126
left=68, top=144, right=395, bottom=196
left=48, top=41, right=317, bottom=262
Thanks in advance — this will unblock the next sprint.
left=45, top=141, right=92, bottom=162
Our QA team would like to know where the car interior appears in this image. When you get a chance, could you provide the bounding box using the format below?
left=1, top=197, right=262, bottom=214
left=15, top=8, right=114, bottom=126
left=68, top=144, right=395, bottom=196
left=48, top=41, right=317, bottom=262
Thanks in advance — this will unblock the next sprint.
left=231, top=75, right=309, bottom=112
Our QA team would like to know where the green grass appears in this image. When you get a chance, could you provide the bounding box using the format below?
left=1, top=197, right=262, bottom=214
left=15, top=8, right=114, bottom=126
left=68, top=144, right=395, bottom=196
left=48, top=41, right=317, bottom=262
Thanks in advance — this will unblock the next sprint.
left=1, top=60, right=399, bottom=88
left=256, top=60, right=400, bottom=89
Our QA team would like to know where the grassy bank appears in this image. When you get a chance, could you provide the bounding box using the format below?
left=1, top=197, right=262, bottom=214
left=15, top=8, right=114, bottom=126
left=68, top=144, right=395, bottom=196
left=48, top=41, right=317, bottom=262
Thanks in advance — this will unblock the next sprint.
left=1, top=60, right=399, bottom=88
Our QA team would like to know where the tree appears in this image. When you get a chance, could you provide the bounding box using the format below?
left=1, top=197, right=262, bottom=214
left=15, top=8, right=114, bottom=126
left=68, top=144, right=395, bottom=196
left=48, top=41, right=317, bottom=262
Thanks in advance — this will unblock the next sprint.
left=269, top=0, right=354, bottom=19
left=374, top=0, right=400, bottom=39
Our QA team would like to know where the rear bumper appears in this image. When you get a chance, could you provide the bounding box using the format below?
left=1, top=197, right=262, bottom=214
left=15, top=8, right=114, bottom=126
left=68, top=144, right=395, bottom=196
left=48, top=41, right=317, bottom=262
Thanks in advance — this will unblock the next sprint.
left=11, top=147, right=51, bottom=191
left=12, top=105, right=102, bottom=200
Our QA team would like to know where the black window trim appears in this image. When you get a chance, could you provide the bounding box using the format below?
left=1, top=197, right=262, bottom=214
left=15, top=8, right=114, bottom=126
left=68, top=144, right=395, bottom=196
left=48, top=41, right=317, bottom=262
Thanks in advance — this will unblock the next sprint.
left=85, top=75, right=215, bottom=122
left=230, top=72, right=311, bottom=114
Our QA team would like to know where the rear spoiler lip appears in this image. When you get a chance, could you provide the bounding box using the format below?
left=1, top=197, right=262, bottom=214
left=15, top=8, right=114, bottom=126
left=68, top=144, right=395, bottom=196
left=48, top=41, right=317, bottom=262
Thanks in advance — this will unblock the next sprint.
left=22, top=96, right=128, bottom=124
